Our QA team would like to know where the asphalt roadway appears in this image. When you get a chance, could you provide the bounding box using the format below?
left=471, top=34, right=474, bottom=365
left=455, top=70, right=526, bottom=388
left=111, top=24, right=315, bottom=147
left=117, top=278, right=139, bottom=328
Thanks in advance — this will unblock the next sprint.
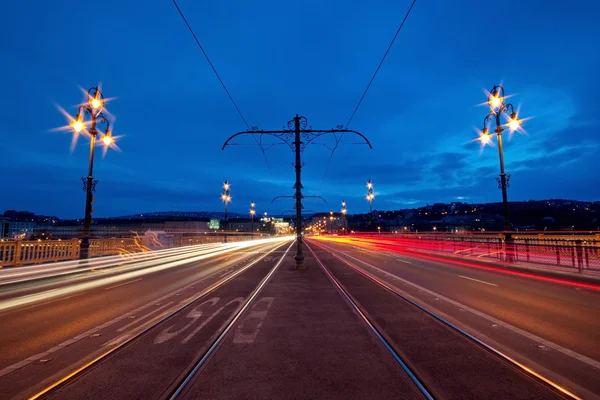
left=0, top=236, right=598, bottom=399
left=0, top=239, right=289, bottom=399
left=308, top=237, right=600, bottom=399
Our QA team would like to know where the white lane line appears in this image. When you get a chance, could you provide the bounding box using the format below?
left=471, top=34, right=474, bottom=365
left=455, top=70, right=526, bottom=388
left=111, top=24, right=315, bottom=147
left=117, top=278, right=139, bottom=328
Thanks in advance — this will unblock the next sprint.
left=458, top=275, right=497, bottom=287
left=104, top=278, right=143, bottom=291
left=0, top=242, right=290, bottom=378
left=116, top=301, right=175, bottom=332
left=396, top=258, right=412, bottom=264
left=0, top=268, right=218, bottom=378
left=320, top=244, right=600, bottom=370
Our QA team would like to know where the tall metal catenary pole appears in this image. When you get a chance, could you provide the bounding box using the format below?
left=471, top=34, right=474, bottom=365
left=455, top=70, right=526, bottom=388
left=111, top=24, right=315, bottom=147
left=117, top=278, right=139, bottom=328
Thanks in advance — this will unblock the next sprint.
left=292, top=115, right=304, bottom=268
left=223, top=114, right=371, bottom=269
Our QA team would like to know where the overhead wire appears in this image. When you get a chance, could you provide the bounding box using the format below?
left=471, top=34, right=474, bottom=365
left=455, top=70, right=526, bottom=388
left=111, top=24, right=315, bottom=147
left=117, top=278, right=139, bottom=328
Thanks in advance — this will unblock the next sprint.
left=172, top=0, right=275, bottom=181
left=318, top=0, right=417, bottom=192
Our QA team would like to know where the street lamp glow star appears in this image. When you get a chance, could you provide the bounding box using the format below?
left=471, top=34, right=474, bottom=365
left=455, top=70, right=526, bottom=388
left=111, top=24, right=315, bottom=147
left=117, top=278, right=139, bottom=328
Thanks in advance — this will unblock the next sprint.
left=72, top=118, right=85, bottom=133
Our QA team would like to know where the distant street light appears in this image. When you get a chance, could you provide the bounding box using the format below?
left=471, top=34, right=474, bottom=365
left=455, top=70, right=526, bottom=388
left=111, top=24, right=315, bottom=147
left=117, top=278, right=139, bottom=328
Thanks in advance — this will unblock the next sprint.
left=250, top=201, right=256, bottom=238
left=341, top=200, right=347, bottom=233
left=221, top=180, right=231, bottom=242
left=64, top=86, right=120, bottom=260
left=329, top=211, right=334, bottom=234
left=366, top=179, right=374, bottom=227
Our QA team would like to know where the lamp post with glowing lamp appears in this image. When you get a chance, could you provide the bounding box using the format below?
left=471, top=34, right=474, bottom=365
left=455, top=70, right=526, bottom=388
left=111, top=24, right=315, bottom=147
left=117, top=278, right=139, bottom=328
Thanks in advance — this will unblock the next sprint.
left=221, top=180, right=231, bottom=242
left=68, top=87, right=117, bottom=260
left=341, top=201, right=347, bottom=233
left=329, top=211, right=334, bottom=234
left=366, top=180, right=374, bottom=227
left=250, top=201, right=256, bottom=238
left=478, top=85, right=526, bottom=232
left=478, top=85, right=526, bottom=261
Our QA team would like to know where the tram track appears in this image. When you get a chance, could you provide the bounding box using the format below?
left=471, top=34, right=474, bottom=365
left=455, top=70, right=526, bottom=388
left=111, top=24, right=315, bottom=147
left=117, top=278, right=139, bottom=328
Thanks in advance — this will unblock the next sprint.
left=306, top=241, right=575, bottom=400
left=28, top=240, right=293, bottom=400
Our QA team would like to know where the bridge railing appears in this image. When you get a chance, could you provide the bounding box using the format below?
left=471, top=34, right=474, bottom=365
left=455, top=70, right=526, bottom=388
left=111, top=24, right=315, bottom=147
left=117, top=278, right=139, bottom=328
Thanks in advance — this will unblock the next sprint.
left=351, top=232, right=600, bottom=273
left=0, top=233, right=260, bottom=268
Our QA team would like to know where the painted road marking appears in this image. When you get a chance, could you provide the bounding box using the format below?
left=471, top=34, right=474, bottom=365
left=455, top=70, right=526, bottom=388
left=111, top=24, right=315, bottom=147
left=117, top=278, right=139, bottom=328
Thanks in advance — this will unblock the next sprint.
left=329, top=247, right=600, bottom=370
left=104, top=278, right=143, bottom=290
left=396, top=258, right=412, bottom=264
left=0, top=271, right=220, bottom=377
left=154, top=298, right=220, bottom=344
left=458, top=275, right=498, bottom=287
left=218, top=268, right=233, bottom=278
left=182, top=297, right=244, bottom=344
left=0, top=242, right=288, bottom=378
left=233, top=297, right=274, bottom=344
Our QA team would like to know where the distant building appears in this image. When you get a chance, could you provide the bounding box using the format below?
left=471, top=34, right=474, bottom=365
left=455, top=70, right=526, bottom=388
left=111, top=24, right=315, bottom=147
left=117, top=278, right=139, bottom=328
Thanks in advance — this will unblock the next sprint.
left=309, top=212, right=347, bottom=233
left=163, top=220, right=209, bottom=234
left=226, top=219, right=260, bottom=233
left=0, top=221, right=35, bottom=239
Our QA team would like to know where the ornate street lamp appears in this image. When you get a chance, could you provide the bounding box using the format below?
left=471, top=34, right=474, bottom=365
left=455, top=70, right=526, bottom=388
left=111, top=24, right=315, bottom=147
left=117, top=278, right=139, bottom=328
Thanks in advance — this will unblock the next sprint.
left=478, top=85, right=527, bottom=261
left=65, top=86, right=119, bottom=259
left=478, top=85, right=526, bottom=232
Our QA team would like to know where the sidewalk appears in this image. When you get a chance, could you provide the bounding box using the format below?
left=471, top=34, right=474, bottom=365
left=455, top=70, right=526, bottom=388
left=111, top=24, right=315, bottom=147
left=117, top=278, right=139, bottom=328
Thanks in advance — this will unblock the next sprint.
left=179, top=247, right=425, bottom=399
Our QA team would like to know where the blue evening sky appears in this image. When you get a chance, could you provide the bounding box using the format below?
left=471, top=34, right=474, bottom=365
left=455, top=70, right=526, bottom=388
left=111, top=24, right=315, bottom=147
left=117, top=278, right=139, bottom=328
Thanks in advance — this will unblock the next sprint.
left=1, top=0, right=599, bottom=218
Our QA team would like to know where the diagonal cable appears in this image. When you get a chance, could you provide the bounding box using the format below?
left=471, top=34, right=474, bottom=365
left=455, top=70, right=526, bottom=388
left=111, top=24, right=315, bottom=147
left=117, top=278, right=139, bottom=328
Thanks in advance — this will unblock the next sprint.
left=318, top=0, right=417, bottom=192
left=172, top=0, right=274, bottom=180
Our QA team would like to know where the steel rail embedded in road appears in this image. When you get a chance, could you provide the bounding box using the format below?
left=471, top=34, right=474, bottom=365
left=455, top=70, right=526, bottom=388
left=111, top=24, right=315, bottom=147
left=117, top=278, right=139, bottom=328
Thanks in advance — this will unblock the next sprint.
left=28, top=239, right=292, bottom=400
left=305, top=242, right=434, bottom=400
left=309, top=240, right=580, bottom=400
left=169, top=240, right=294, bottom=399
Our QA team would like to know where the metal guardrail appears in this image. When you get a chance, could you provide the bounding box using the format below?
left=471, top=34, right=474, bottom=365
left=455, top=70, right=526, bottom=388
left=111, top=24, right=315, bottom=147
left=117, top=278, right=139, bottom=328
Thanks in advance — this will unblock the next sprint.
left=0, top=233, right=257, bottom=268
left=352, top=232, right=600, bottom=273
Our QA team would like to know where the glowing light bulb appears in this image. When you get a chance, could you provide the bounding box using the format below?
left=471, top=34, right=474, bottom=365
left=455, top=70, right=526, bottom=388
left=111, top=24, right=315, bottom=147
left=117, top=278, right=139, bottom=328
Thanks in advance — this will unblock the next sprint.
left=91, top=98, right=102, bottom=109
left=72, top=120, right=84, bottom=133
left=508, top=112, right=521, bottom=132
left=102, top=135, right=113, bottom=146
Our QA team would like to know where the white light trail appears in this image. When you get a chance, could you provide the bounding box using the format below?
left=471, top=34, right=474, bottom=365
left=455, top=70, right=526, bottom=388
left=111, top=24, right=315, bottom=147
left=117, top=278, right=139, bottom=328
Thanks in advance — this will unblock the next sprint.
left=0, top=237, right=293, bottom=312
